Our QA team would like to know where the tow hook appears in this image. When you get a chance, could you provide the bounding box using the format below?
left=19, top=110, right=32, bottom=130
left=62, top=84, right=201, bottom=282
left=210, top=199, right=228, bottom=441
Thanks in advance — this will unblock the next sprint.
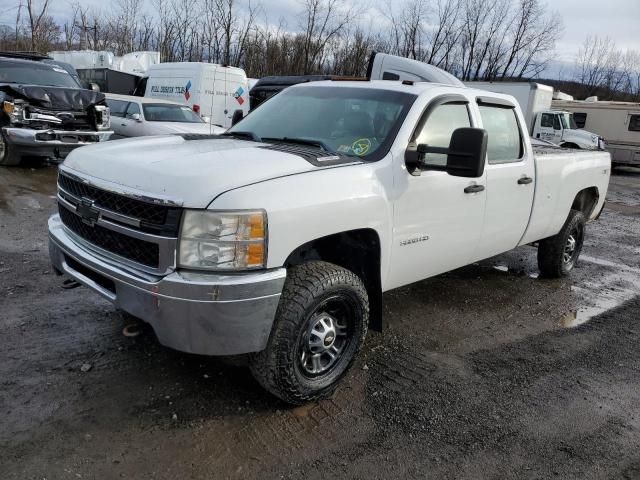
left=62, top=278, right=81, bottom=290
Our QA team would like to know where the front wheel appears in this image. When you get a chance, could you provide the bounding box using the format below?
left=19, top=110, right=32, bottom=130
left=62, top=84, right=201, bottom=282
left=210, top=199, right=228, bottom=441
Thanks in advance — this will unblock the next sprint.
left=250, top=261, right=369, bottom=405
left=0, top=131, right=21, bottom=166
left=537, top=209, right=586, bottom=278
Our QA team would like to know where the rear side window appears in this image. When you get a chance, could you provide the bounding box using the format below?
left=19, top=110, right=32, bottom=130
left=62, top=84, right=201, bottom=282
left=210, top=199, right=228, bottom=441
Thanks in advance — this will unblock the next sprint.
left=415, top=102, right=471, bottom=166
left=573, top=112, right=587, bottom=128
left=479, top=105, right=523, bottom=164
left=107, top=99, right=129, bottom=118
left=629, top=114, right=640, bottom=132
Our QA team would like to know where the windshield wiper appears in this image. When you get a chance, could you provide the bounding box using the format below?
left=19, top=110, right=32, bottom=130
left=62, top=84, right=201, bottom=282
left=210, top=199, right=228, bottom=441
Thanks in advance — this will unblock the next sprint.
left=262, top=137, right=335, bottom=154
left=222, top=131, right=262, bottom=142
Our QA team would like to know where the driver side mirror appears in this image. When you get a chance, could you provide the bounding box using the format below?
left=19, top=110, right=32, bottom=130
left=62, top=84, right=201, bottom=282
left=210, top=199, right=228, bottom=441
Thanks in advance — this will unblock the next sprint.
left=406, top=127, right=487, bottom=178
left=131, top=113, right=142, bottom=122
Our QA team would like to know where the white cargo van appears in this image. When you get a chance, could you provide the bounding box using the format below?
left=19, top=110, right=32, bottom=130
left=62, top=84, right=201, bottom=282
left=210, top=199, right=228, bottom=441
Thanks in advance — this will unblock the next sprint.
left=144, top=62, right=249, bottom=129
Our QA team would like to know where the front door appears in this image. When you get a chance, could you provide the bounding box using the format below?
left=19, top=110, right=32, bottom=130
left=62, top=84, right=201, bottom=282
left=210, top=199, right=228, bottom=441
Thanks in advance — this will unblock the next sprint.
left=388, top=96, right=487, bottom=290
left=473, top=101, right=535, bottom=261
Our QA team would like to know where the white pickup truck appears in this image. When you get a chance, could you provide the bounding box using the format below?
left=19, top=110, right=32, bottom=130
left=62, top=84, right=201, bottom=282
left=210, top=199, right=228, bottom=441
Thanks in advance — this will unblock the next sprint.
left=48, top=74, right=611, bottom=404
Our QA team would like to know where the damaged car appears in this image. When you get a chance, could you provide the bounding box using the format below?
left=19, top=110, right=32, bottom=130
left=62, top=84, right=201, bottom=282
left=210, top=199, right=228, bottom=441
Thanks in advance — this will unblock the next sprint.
left=0, top=55, right=112, bottom=166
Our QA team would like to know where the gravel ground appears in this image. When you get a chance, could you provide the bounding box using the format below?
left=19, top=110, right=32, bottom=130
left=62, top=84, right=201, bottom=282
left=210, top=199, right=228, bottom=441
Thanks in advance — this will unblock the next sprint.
left=0, top=163, right=639, bottom=479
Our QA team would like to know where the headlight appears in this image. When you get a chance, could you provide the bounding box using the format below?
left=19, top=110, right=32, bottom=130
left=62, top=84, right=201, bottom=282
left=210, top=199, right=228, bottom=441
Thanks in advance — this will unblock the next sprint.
left=94, top=105, right=111, bottom=130
left=3, top=100, right=25, bottom=123
left=178, top=210, right=267, bottom=270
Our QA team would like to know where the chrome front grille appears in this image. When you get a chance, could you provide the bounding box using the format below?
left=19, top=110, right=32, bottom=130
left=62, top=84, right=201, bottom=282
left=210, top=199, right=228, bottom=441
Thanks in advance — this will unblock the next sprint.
left=58, top=171, right=182, bottom=235
left=57, top=170, right=181, bottom=275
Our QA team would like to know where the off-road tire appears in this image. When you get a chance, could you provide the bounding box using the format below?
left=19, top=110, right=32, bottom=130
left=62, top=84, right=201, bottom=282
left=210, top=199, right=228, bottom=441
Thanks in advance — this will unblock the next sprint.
left=249, top=261, right=369, bottom=405
left=537, top=209, right=586, bottom=278
left=0, top=131, right=21, bottom=166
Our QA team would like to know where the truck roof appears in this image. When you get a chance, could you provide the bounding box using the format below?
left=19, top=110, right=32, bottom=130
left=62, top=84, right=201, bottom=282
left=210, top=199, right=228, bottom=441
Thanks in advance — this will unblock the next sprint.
left=553, top=99, right=640, bottom=110
left=288, top=79, right=518, bottom=103
left=146, top=62, right=246, bottom=75
left=105, top=92, right=187, bottom=105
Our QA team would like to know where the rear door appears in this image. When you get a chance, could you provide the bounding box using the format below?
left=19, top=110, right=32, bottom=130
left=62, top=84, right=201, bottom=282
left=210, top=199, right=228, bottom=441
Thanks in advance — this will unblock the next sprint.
left=472, top=98, right=535, bottom=261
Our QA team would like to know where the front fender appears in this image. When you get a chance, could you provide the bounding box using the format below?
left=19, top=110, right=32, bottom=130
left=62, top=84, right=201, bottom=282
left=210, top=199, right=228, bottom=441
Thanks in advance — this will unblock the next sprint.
left=210, top=160, right=393, bottom=286
left=563, top=131, right=599, bottom=150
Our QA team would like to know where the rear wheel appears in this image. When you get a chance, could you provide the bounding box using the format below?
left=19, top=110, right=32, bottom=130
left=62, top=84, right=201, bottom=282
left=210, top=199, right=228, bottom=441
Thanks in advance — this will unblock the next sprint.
left=537, top=209, right=586, bottom=278
left=250, top=261, right=369, bottom=405
left=0, top=131, right=21, bottom=166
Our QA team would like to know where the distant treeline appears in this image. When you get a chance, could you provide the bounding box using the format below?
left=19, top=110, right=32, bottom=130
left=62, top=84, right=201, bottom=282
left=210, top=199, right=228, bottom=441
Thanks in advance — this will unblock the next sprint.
left=1, top=0, right=638, bottom=100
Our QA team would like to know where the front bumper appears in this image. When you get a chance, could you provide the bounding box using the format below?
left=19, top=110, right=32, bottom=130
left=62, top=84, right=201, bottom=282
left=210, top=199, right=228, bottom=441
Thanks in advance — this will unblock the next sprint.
left=48, top=214, right=286, bottom=355
left=3, top=127, right=113, bottom=159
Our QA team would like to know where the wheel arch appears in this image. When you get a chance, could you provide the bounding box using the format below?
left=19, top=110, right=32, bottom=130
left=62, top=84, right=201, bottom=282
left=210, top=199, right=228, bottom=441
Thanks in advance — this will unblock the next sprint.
left=571, top=187, right=600, bottom=219
left=284, top=228, right=383, bottom=332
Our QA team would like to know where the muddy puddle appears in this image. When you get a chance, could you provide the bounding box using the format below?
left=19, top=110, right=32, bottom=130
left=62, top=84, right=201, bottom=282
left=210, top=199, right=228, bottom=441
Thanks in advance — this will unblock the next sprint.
left=562, top=255, right=640, bottom=327
left=0, top=164, right=58, bottom=214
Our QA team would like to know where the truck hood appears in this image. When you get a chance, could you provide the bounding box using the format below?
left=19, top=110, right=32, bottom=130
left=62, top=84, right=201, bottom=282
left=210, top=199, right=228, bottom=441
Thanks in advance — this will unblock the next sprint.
left=0, top=84, right=106, bottom=110
left=145, top=122, right=226, bottom=135
left=62, top=135, right=352, bottom=207
left=563, top=128, right=600, bottom=149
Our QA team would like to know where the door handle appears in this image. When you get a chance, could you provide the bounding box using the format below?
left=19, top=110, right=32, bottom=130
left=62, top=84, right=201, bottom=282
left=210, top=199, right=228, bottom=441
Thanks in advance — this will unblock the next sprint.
left=518, top=176, right=533, bottom=185
left=464, top=184, right=485, bottom=194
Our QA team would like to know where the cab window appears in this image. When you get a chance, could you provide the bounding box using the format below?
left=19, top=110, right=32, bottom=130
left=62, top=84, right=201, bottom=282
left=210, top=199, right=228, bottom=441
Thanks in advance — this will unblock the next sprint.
left=479, top=104, right=523, bottom=164
left=629, top=114, right=640, bottom=132
left=541, top=113, right=554, bottom=128
left=125, top=102, right=141, bottom=118
left=106, top=99, right=128, bottom=118
left=414, top=102, right=471, bottom=166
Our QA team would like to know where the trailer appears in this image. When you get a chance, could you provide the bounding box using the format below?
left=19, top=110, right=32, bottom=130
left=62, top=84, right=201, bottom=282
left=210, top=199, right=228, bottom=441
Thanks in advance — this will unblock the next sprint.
left=77, top=68, right=142, bottom=95
left=552, top=99, right=640, bottom=168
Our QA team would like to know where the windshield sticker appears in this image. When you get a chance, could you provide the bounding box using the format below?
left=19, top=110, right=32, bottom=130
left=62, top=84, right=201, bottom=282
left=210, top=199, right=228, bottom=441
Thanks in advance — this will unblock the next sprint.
left=351, top=138, right=371, bottom=156
left=337, top=144, right=351, bottom=153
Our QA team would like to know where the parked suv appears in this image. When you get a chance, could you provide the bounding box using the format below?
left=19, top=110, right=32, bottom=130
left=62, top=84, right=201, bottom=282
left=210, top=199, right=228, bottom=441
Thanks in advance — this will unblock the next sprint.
left=0, top=55, right=112, bottom=166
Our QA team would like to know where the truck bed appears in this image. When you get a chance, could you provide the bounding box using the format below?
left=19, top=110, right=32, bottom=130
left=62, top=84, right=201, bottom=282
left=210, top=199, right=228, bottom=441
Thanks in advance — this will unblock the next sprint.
left=521, top=141, right=611, bottom=245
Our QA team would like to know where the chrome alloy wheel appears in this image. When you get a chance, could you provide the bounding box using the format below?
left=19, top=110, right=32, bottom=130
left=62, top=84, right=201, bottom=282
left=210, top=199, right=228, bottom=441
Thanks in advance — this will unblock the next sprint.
left=299, top=296, right=351, bottom=377
left=563, top=224, right=583, bottom=268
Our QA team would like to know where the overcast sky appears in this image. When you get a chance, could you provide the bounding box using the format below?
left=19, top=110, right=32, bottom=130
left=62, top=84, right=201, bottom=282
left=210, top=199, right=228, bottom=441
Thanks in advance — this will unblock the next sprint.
left=3, top=0, right=640, bottom=65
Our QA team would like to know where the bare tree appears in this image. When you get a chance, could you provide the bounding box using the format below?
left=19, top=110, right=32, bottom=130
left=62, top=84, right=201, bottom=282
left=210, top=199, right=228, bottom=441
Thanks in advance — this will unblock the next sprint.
left=576, top=36, right=616, bottom=97
left=26, top=0, right=59, bottom=51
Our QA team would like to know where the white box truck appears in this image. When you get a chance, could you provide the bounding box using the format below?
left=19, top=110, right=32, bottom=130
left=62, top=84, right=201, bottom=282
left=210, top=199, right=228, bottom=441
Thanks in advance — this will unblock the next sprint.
left=552, top=99, right=640, bottom=168
left=144, top=62, right=249, bottom=129
left=468, top=82, right=603, bottom=150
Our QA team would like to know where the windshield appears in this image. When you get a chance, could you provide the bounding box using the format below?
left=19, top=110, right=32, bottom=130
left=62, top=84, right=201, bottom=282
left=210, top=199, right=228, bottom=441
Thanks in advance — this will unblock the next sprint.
left=560, top=113, right=577, bottom=130
left=142, top=104, right=204, bottom=123
left=228, top=85, right=416, bottom=160
left=0, top=62, right=80, bottom=88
